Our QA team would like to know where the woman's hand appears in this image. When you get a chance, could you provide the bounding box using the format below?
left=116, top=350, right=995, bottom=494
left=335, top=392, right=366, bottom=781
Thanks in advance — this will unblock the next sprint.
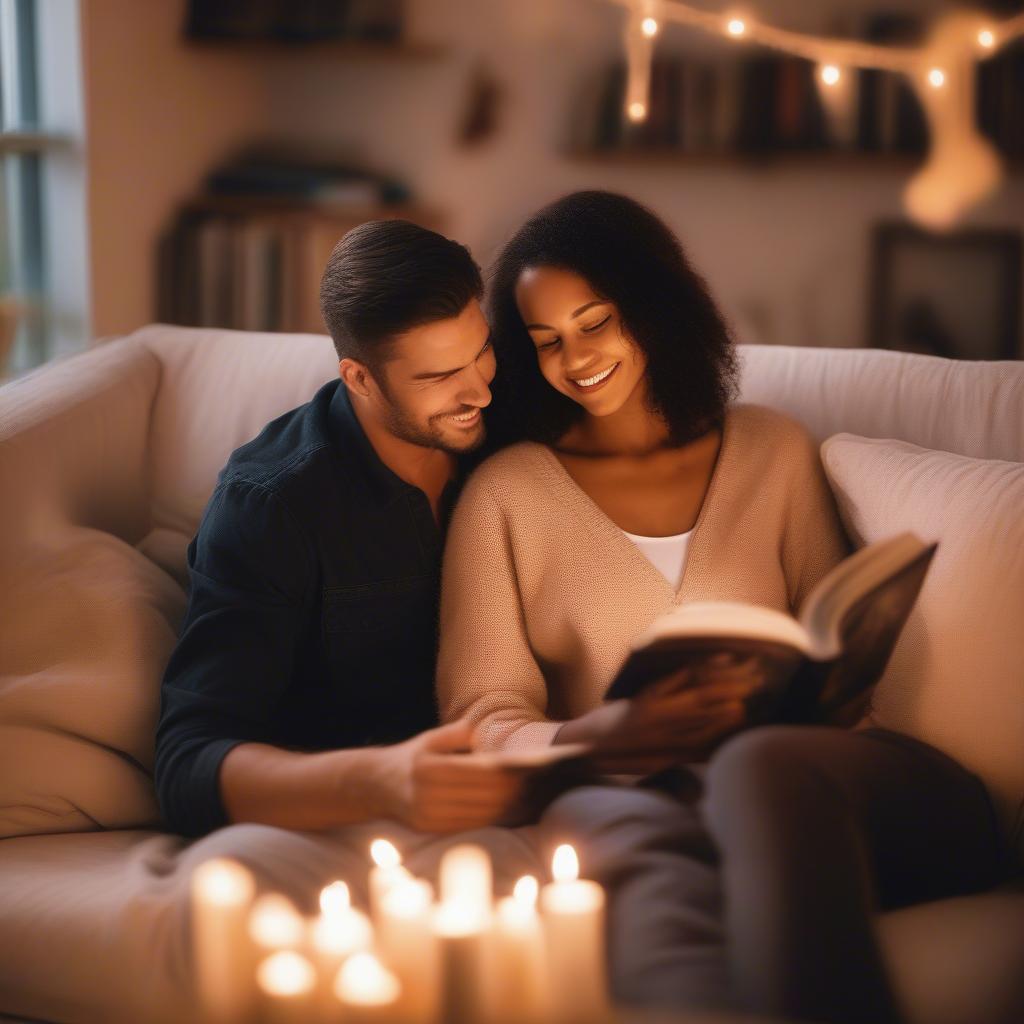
left=558, top=663, right=762, bottom=773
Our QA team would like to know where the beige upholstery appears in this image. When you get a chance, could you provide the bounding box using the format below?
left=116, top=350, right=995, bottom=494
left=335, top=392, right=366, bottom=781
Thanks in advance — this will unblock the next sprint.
left=1, top=324, right=1022, bottom=1023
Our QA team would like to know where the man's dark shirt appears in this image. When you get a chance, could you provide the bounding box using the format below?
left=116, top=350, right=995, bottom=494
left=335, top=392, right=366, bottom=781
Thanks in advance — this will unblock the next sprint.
left=154, top=380, right=465, bottom=837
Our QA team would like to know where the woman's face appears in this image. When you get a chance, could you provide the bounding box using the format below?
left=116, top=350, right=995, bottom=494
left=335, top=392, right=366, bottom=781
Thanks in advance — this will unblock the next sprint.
left=515, top=266, right=647, bottom=417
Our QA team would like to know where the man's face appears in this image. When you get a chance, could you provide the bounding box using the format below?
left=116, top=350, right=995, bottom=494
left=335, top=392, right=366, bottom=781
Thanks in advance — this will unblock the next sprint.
left=363, top=300, right=497, bottom=456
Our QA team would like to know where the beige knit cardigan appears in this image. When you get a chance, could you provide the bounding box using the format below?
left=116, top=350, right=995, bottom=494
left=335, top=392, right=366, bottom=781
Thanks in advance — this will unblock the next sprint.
left=436, top=402, right=853, bottom=750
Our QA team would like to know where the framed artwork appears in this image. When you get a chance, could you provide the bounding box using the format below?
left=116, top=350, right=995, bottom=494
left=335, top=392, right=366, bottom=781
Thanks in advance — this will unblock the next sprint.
left=868, top=223, right=1022, bottom=360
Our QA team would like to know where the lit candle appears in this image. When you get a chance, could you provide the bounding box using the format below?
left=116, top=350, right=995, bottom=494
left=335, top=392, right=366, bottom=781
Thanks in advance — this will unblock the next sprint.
left=439, top=843, right=493, bottom=926
left=490, top=875, right=549, bottom=1024
left=334, top=951, right=402, bottom=1024
left=190, top=857, right=256, bottom=1023
left=368, top=838, right=411, bottom=922
left=539, top=845, right=610, bottom=1024
left=309, top=880, right=373, bottom=1016
left=432, top=901, right=489, bottom=1024
left=256, top=950, right=317, bottom=1024
left=377, top=877, right=440, bottom=1023
left=249, top=893, right=306, bottom=955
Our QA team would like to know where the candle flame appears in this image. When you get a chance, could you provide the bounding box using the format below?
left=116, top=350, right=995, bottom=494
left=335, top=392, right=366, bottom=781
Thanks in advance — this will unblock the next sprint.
left=727, top=18, right=746, bottom=37
left=256, top=951, right=316, bottom=997
left=513, top=875, right=539, bottom=907
left=249, top=894, right=305, bottom=948
left=192, top=858, right=254, bottom=906
left=552, top=844, right=579, bottom=883
left=370, top=838, right=401, bottom=869
left=335, top=952, right=401, bottom=1006
left=319, top=880, right=351, bottom=916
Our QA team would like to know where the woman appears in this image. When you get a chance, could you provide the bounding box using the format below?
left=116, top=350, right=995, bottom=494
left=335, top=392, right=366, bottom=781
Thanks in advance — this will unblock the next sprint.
left=437, top=191, right=1001, bottom=1023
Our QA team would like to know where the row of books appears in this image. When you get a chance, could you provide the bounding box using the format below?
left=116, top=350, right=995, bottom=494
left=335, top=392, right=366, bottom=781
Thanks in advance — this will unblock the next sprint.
left=573, top=39, right=1024, bottom=160
left=185, top=0, right=404, bottom=43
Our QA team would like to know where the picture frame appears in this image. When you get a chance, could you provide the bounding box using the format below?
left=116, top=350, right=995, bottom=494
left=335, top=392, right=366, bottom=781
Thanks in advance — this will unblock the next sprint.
left=868, top=222, right=1022, bottom=360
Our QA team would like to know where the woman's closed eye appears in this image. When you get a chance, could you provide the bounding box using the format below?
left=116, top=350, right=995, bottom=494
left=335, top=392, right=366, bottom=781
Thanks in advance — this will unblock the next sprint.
left=582, top=314, right=612, bottom=334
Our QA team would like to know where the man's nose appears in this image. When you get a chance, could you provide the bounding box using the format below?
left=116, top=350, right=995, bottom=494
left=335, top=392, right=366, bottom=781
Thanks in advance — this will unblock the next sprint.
left=458, top=363, right=493, bottom=408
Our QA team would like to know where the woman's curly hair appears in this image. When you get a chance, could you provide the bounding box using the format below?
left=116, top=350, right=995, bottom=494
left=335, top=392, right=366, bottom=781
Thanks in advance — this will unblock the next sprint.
left=481, top=190, right=742, bottom=454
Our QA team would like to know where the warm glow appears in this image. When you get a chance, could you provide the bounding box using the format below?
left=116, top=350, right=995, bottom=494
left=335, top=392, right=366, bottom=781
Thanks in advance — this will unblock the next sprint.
left=726, top=18, right=746, bottom=37
left=249, top=894, right=305, bottom=949
left=319, top=881, right=350, bottom=916
left=192, top=858, right=254, bottom=906
left=978, top=28, right=995, bottom=49
left=310, top=910, right=372, bottom=956
left=513, top=875, right=539, bottom=908
left=928, top=67, right=946, bottom=88
left=820, top=64, right=841, bottom=86
left=381, top=878, right=433, bottom=919
left=370, top=838, right=401, bottom=869
left=432, top=900, right=484, bottom=937
left=641, top=16, right=658, bottom=37
left=627, top=101, right=647, bottom=122
left=335, top=952, right=401, bottom=1007
left=439, top=844, right=492, bottom=910
left=256, top=951, right=316, bottom=998
left=552, top=844, right=579, bottom=883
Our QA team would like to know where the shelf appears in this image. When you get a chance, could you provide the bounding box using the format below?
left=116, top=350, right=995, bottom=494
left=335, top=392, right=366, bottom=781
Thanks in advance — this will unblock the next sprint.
left=185, top=36, right=446, bottom=61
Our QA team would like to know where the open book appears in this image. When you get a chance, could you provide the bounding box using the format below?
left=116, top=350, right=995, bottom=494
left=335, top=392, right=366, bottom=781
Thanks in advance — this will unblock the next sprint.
left=604, top=532, right=938, bottom=724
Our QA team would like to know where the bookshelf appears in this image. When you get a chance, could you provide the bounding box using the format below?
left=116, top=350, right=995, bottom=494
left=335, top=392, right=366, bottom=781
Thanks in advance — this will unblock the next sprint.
left=157, top=197, right=443, bottom=336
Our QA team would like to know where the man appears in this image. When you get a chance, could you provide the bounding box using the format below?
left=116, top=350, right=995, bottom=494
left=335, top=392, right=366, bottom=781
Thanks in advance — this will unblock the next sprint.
left=154, top=220, right=740, bottom=1011
left=155, top=220, right=516, bottom=838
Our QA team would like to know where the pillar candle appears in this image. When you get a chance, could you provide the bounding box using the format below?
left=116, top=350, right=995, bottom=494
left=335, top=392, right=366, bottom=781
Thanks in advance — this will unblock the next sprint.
left=490, top=876, right=549, bottom=1024
left=248, top=893, right=306, bottom=956
left=255, top=950, right=317, bottom=1024
left=539, top=845, right=610, bottom=1024
left=310, top=880, right=373, bottom=1018
left=439, top=843, right=492, bottom=924
left=432, top=900, right=489, bottom=1024
left=189, top=857, right=256, bottom=1023
left=334, top=951, right=402, bottom=1024
left=368, top=838, right=411, bottom=923
left=377, top=877, right=440, bottom=1023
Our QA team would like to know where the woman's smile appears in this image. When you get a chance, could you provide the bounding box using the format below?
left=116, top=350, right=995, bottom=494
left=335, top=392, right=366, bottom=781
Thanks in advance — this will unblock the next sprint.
left=568, top=361, right=621, bottom=393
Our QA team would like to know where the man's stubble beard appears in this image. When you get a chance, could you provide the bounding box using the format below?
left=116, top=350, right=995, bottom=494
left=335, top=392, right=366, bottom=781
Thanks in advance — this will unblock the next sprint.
left=375, top=372, right=486, bottom=457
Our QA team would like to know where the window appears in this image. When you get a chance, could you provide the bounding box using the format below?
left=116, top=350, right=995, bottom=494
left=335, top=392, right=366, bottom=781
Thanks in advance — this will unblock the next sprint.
left=0, top=0, right=88, bottom=378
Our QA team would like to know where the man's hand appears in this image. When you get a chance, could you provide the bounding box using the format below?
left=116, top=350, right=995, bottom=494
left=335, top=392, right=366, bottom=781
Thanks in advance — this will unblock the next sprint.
left=561, top=663, right=762, bottom=773
left=368, top=720, right=527, bottom=833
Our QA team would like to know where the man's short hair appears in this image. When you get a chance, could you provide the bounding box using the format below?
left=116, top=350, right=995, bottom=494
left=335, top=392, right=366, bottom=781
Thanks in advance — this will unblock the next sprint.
left=319, top=220, right=483, bottom=373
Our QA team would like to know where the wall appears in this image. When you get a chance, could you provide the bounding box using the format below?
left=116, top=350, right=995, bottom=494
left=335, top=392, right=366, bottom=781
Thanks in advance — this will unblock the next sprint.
left=79, top=0, right=1024, bottom=350
left=80, top=0, right=267, bottom=337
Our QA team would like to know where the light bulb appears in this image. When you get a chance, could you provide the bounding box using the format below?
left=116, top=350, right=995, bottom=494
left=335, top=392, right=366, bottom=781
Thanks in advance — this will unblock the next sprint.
left=641, top=17, right=658, bottom=37
left=820, top=65, right=841, bottom=86
left=727, top=18, right=746, bottom=37
left=927, top=67, right=946, bottom=88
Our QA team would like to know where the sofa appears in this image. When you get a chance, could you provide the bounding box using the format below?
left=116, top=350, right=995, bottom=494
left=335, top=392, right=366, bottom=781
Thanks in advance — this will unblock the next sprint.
left=0, top=323, right=1021, bottom=1024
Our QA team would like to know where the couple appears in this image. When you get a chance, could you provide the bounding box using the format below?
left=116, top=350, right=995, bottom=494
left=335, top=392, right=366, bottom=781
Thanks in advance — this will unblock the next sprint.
left=155, top=191, right=999, bottom=1023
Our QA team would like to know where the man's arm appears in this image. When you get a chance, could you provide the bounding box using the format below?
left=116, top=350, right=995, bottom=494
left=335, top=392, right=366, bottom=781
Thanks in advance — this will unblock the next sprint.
left=155, top=477, right=523, bottom=837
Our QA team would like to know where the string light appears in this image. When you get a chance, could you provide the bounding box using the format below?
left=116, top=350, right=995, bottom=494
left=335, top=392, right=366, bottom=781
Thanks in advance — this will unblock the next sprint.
left=820, top=64, right=841, bottom=86
left=609, top=0, right=1024, bottom=229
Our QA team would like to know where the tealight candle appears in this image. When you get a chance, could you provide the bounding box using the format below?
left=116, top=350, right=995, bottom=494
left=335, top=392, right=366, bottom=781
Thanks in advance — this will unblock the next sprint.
left=190, top=857, right=256, bottom=1023
left=540, top=845, right=610, bottom=1024
left=378, top=877, right=440, bottom=1023
left=310, top=880, right=373, bottom=1016
left=490, top=875, right=549, bottom=1024
left=256, top=950, right=317, bottom=1024
left=368, top=838, right=411, bottom=922
left=334, top=951, right=402, bottom=1024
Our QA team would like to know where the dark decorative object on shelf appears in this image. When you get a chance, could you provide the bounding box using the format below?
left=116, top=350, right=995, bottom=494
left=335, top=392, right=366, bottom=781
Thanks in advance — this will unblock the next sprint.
left=868, top=223, right=1022, bottom=360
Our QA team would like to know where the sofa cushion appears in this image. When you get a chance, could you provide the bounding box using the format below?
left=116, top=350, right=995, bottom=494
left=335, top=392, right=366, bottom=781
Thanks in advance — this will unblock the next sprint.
left=0, top=528, right=186, bottom=838
left=739, top=344, right=1024, bottom=461
left=820, top=434, right=1024, bottom=864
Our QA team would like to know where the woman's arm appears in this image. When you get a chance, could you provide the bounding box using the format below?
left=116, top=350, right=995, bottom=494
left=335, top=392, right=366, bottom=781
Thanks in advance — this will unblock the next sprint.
left=437, top=471, right=564, bottom=750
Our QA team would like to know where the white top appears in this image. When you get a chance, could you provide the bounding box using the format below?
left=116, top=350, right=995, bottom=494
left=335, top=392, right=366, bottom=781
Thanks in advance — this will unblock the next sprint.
left=622, top=528, right=694, bottom=589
